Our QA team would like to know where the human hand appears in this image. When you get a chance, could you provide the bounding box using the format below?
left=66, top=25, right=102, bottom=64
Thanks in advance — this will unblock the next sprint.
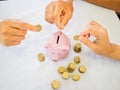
left=78, top=20, right=114, bottom=56
left=45, top=0, right=73, bottom=30
left=0, top=19, right=38, bottom=46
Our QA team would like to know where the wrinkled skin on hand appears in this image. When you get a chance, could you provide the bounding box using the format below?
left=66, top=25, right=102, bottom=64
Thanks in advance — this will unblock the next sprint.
left=0, top=19, right=38, bottom=46
left=45, top=0, right=73, bottom=30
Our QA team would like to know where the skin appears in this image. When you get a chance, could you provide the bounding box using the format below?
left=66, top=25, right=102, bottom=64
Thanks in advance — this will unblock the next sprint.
left=45, top=0, right=120, bottom=30
left=45, top=0, right=73, bottom=30
left=78, top=20, right=120, bottom=60
left=0, top=19, right=38, bottom=46
left=85, top=0, right=120, bottom=13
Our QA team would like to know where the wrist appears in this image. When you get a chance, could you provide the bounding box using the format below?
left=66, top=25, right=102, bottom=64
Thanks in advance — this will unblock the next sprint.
left=106, top=43, right=120, bottom=60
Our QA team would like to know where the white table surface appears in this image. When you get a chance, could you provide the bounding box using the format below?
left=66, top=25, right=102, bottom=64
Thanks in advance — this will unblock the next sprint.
left=0, top=0, right=120, bottom=90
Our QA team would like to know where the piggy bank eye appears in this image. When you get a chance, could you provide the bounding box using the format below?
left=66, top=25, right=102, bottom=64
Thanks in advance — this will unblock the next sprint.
left=63, top=50, right=66, bottom=52
left=52, top=52, right=54, bottom=54
left=58, top=53, right=61, bottom=56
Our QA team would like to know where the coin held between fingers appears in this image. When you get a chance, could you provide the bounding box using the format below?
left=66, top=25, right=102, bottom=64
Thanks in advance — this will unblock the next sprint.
left=35, top=24, right=42, bottom=32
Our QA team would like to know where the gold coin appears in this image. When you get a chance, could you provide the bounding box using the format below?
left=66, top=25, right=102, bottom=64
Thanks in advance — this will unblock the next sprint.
left=51, top=80, right=60, bottom=89
left=75, top=42, right=81, bottom=48
left=58, top=66, right=66, bottom=74
left=74, top=42, right=81, bottom=53
left=37, top=53, right=45, bottom=62
left=74, top=56, right=80, bottom=64
left=73, top=35, right=79, bottom=40
left=72, top=73, right=80, bottom=81
left=62, top=71, right=70, bottom=80
left=67, top=62, right=76, bottom=73
left=36, top=24, right=42, bottom=32
left=79, top=66, right=86, bottom=73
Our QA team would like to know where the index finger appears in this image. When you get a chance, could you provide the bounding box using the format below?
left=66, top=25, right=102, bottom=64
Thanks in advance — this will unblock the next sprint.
left=79, top=34, right=95, bottom=50
left=6, top=19, right=38, bottom=31
left=82, top=23, right=104, bottom=38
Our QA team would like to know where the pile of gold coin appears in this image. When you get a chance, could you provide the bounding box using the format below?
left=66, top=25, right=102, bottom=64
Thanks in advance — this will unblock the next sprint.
left=58, top=66, right=66, bottom=74
left=74, top=56, right=80, bottom=64
left=74, top=42, right=81, bottom=53
left=52, top=55, right=87, bottom=89
left=67, top=62, right=76, bottom=73
left=50, top=55, right=87, bottom=89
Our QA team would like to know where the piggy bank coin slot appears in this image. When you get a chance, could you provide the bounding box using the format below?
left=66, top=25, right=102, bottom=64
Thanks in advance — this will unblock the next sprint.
left=57, top=35, right=60, bottom=44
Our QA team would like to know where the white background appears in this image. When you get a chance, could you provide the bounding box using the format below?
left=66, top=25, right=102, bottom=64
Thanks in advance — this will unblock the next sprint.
left=0, top=0, right=120, bottom=90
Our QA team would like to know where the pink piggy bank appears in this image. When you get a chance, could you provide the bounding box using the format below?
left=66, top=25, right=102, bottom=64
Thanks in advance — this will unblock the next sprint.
left=45, top=31, right=71, bottom=61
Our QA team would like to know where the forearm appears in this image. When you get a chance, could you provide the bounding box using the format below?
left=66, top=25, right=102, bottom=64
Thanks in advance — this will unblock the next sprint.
left=85, top=0, right=120, bottom=12
left=67, top=0, right=73, bottom=4
left=107, top=43, right=120, bottom=61
left=68, top=0, right=73, bottom=3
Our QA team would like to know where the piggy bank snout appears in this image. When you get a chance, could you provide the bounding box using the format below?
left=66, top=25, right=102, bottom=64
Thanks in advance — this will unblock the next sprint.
left=47, top=48, right=68, bottom=61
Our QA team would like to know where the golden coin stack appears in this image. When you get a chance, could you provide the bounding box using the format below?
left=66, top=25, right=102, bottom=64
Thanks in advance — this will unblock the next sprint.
left=74, top=56, right=80, bottom=64
left=62, top=71, right=70, bottom=80
left=67, top=62, right=76, bottom=73
left=58, top=66, right=66, bottom=74
left=74, top=42, right=81, bottom=53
